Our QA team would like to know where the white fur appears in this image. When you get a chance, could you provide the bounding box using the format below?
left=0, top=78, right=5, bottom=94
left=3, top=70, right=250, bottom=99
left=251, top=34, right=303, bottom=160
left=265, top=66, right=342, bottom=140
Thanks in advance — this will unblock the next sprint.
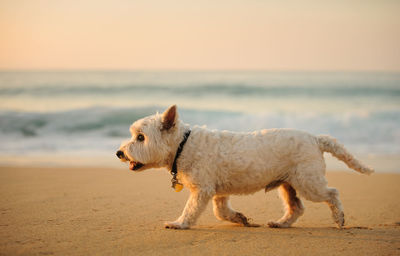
left=118, top=105, right=374, bottom=229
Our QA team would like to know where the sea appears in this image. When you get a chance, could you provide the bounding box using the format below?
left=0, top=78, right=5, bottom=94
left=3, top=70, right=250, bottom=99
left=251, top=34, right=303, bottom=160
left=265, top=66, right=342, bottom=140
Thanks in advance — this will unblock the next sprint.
left=0, top=71, right=399, bottom=171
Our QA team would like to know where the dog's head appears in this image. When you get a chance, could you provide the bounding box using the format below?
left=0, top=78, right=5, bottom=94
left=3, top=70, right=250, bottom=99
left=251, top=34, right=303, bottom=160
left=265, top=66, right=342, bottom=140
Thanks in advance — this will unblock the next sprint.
left=116, top=105, right=179, bottom=171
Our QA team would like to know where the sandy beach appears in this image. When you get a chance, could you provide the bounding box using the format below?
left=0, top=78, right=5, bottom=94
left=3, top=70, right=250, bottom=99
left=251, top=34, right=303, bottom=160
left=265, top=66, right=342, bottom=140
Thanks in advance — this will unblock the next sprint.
left=0, top=166, right=399, bottom=256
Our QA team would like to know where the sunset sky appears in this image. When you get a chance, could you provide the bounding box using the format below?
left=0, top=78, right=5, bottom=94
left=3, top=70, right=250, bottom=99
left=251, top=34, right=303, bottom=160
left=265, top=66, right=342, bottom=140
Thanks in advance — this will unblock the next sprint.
left=1, top=0, right=399, bottom=71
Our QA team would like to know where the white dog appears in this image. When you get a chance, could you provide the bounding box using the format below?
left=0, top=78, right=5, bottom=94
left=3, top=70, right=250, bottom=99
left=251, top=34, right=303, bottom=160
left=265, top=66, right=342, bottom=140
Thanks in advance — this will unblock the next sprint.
left=116, top=105, right=374, bottom=229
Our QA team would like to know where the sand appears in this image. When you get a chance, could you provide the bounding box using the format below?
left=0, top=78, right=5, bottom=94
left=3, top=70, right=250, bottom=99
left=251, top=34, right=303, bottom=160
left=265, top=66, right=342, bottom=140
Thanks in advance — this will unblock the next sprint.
left=0, top=166, right=399, bottom=256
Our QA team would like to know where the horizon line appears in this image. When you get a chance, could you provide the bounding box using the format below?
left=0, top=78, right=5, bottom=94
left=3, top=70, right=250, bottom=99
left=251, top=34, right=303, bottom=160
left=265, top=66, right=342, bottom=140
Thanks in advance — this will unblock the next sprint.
left=0, top=68, right=399, bottom=73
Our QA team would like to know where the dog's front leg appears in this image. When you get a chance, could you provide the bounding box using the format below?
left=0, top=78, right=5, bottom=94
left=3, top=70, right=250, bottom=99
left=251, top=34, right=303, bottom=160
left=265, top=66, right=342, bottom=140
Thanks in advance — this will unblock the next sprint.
left=213, top=196, right=260, bottom=227
left=165, top=190, right=211, bottom=229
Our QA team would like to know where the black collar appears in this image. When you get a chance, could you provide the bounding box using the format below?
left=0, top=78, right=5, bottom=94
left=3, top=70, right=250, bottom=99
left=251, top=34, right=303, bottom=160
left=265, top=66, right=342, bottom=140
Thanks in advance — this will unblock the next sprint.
left=171, top=129, right=191, bottom=175
left=170, top=130, right=191, bottom=189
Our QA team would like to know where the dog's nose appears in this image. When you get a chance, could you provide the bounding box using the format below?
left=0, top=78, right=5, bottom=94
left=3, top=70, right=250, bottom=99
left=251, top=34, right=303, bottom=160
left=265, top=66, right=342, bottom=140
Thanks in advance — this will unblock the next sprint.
left=116, top=150, right=124, bottom=159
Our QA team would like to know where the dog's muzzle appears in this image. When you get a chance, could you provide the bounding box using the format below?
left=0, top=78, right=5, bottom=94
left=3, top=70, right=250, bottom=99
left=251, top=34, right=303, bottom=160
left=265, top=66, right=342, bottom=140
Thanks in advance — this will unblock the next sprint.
left=116, top=150, right=144, bottom=171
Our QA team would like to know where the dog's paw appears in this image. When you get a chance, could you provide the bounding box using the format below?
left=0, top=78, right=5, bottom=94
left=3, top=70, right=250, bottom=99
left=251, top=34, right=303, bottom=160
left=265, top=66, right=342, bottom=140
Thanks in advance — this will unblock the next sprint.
left=267, top=221, right=290, bottom=228
left=335, top=212, right=345, bottom=229
left=267, top=221, right=282, bottom=228
left=232, top=212, right=260, bottom=227
left=164, top=221, right=189, bottom=230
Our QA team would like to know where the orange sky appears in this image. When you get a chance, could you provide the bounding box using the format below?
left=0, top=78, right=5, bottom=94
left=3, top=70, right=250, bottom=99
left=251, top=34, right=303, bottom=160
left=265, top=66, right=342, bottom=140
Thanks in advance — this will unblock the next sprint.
left=0, top=0, right=399, bottom=70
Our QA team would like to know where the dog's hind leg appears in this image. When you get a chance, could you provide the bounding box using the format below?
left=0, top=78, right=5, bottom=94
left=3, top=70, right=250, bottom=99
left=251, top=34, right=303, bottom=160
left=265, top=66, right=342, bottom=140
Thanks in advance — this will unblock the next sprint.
left=299, top=185, right=344, bottom=228
left=325, top=188, right=345, bottom=228
left=165, top=190, right=211, bottom=229
left=213, top=196, right=259, bottom=227
left=290, top=165, right=345, bottom=228
left=268, top=183, right=304, bottom=228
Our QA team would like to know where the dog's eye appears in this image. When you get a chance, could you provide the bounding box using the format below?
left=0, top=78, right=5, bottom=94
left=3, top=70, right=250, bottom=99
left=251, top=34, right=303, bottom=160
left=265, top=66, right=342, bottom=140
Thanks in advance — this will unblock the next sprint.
left=137, top=134, right=145, bottom=142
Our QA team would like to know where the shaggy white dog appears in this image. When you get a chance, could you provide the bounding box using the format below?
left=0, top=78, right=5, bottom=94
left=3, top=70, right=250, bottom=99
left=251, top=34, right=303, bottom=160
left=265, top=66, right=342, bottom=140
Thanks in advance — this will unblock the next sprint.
left=117, top=105, right=374, bottom=229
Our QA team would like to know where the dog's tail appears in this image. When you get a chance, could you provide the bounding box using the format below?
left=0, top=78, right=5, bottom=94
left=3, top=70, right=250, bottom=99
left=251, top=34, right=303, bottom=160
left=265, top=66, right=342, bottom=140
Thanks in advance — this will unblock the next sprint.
left=317, top=135, right=374, bottom=175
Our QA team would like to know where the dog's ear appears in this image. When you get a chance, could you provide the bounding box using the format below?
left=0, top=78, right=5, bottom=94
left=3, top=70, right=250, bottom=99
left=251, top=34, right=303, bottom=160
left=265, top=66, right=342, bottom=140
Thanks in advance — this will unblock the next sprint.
left=161, top=105, right=178, bottom=130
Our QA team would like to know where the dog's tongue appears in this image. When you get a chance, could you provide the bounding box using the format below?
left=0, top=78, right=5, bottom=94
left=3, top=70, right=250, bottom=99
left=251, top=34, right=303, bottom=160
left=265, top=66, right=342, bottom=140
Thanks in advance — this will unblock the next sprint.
left=129, top=162, right=135, bottom=170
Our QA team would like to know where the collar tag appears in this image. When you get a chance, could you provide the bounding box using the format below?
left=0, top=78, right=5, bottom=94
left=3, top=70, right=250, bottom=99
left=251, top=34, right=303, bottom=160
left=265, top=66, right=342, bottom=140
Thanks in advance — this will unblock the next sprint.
left=172, top=176, right=184, bottom=192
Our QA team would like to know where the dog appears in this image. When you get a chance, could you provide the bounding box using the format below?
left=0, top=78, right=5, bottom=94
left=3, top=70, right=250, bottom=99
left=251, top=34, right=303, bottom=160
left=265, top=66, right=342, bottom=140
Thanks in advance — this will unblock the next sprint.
left=116, top=105, right=374, bottom=229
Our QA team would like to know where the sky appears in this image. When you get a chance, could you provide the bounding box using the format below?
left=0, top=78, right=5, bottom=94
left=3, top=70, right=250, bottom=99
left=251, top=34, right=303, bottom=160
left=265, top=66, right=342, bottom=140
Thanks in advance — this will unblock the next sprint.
left=0, top=0, right=399, bottom=71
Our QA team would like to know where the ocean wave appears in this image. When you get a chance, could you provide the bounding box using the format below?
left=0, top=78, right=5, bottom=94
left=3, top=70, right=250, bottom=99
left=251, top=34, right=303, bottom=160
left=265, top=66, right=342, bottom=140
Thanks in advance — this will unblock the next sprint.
left=1, top=83, right=400, bottom=98
left=0, top=106, right=399, bottom=155
left=0, top=107, right=157, bottom=137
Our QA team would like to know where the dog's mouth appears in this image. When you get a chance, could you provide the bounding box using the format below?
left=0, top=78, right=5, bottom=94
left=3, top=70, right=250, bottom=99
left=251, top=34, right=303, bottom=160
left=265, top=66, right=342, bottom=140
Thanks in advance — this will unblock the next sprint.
left=129, top=161, right=144, bottom=171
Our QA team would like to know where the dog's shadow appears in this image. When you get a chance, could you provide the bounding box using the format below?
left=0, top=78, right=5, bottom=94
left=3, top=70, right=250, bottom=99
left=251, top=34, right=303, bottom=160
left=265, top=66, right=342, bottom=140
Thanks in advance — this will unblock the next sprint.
left=185, top=223, right=374, bottom=236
